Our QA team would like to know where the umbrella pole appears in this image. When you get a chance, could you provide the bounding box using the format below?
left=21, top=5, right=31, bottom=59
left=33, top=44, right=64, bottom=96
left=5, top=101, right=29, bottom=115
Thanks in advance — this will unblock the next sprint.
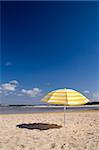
left=64, top=105, right=66, bottom=127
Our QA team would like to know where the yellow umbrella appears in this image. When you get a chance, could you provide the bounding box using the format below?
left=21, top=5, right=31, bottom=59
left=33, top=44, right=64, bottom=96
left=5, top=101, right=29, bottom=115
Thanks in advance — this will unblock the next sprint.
left=41, top=88, right=89, bottom=126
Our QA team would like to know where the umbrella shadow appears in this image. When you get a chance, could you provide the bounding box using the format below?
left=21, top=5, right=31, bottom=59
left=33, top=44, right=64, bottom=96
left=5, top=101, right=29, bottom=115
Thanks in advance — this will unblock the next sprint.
left=16, top=123, right=62, bottom=130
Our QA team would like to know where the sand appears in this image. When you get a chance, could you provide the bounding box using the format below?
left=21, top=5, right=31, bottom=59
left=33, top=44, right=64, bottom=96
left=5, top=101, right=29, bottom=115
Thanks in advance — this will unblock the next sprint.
left=0, top=110, right=99, bottom=150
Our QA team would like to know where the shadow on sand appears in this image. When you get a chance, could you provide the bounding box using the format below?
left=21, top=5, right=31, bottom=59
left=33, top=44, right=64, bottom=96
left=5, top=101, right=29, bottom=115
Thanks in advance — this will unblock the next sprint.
left=16, top=123, right=62, bottom=130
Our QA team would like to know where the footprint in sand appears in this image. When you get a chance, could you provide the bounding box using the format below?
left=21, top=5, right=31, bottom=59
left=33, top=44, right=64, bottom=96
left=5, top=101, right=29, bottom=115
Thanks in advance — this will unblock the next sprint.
left=50, top=143, right=56, bottom=149
left=61, top=144, right=65, bottom=149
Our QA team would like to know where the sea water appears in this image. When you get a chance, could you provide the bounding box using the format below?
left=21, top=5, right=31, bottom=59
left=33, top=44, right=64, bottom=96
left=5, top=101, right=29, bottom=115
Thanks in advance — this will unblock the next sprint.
left=0, top=106, right=99, bottom=114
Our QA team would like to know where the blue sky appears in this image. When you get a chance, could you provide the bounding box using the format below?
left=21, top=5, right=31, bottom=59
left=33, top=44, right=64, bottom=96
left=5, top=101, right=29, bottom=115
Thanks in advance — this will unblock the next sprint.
left=1, top=1, right=99, bottom=104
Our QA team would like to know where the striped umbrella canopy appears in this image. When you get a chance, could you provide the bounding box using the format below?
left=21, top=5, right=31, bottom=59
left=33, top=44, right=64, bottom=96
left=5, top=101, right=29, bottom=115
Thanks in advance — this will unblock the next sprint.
left=41, top=88, right=89, bottom=126
left=42, top=88, right=89, bottom=106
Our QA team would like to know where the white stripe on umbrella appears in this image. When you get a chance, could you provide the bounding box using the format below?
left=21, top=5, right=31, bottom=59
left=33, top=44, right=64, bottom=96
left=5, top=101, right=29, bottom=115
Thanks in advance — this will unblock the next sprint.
left=41, top=88, right=90, bottom=126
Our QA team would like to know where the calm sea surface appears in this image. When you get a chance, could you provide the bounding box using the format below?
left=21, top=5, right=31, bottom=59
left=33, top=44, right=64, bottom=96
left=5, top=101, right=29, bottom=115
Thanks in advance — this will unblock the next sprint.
left=0, top=106, right=99, bottom=114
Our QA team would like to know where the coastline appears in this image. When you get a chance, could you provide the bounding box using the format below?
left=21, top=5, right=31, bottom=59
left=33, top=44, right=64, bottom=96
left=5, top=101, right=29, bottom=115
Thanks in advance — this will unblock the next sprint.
left=0, top=109, right=99, bottom=116
left=0, top=105, right=99, bottom=115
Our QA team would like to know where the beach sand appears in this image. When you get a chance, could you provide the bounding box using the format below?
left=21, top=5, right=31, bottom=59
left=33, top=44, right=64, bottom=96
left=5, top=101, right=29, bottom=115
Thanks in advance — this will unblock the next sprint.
left=0, top=110, right=99, bottom=150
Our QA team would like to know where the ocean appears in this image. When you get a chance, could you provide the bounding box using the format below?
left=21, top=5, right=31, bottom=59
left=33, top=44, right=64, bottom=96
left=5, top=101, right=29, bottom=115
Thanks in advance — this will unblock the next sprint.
left=0, top=105, right=99, bottom=114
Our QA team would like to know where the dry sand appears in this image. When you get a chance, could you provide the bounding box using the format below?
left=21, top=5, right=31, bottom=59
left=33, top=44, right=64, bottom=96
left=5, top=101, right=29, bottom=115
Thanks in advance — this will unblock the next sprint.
left=0, top=110, right=99, bottom=150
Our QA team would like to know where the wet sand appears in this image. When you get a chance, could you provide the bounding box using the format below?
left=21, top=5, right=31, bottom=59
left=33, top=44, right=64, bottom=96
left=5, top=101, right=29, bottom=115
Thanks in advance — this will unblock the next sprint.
left=0, top=110, right=99, bottom=150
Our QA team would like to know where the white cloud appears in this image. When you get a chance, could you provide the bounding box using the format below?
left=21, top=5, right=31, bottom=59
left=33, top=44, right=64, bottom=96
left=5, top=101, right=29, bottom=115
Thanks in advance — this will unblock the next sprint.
left=22, top=89, right=27, bottom=93
left=1, top=83, right=17, bottom=91
left=9, top=80, right=19, bottom=85
left=83, top=90, right=90, bottom=94
left=0, top=80, right=19, bottom=92
left=5, top=61, right=12, bottom=66
left=22, top=88, right=42, bottom=97
left=0, top=80, right=43, bottom=98
left=17, top=93, right=24, bottom=97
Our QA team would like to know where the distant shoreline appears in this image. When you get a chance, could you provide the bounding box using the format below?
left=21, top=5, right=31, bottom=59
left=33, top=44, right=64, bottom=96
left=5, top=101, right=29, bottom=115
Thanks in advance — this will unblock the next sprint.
left=0, top=104, right=99, bottom=108
left=1, top=101, right=99, bottom=107
left=0, top=109, right=99, bottom=116
left=0, top=105, right=99, bottom=115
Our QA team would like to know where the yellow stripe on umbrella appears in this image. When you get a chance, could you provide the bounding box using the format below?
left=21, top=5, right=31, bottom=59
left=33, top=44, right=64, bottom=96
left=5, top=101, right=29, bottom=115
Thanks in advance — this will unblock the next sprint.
left=41, top=88, right=89, bottom=126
